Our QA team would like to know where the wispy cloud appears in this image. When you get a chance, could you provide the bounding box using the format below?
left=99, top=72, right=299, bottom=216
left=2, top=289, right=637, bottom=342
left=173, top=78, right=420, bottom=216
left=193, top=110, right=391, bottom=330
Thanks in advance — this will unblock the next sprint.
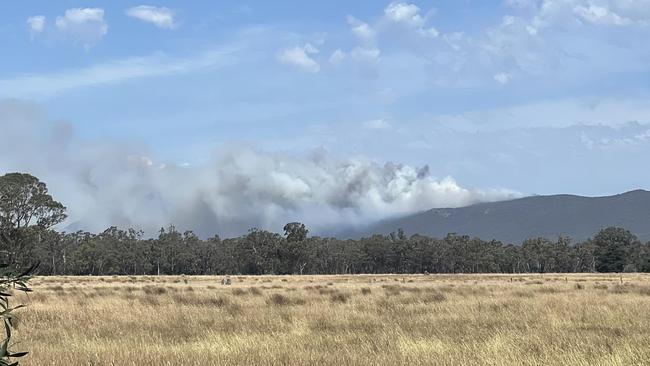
left=362, top=118, right=391, bottom=130
left=126, top=5, right=176, bottom=29
left=0, top=48, right=238, bottom=99
left=532, top=0, right=650, bottom=28
left=329, top=49, right=346, bottom=66
left=277, top=44, right=320, bottom=73
left=430, top=96, right=650, bottom=131
left=347, top=15, right=376, bottom=42
left=26, top=15, right=46, bottom=34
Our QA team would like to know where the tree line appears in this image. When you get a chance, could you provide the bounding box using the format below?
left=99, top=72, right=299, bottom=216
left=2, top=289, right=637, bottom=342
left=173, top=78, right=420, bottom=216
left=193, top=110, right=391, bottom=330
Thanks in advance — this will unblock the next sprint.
left=1, top=173, right=649, bottom=275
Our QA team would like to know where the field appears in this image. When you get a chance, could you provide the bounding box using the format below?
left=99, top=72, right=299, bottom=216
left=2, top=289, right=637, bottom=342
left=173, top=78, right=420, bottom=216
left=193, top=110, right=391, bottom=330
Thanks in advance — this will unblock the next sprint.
left=12, top=273, right=650, bottom=365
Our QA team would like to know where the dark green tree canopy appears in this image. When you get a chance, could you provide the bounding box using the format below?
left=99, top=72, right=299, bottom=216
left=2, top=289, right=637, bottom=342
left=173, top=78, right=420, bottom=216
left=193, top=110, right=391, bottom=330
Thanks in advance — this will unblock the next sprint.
left=593, top=227, right=640, bottom=272
left=0, top=173, right=67, bottom=230
left=283, top=222, right=308, bottom=242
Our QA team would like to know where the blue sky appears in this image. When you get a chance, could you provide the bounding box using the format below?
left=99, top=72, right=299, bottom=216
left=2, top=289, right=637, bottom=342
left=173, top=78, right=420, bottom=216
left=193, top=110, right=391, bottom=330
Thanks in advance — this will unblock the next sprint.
left=2, top=1, right=650, bottom=235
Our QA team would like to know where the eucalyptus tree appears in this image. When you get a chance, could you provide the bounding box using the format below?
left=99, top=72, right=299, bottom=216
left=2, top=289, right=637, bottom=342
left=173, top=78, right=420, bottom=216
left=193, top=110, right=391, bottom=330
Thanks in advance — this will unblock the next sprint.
left=0, top=173, right=66, bottom=268
left=593, top=227, right=639, bottom=272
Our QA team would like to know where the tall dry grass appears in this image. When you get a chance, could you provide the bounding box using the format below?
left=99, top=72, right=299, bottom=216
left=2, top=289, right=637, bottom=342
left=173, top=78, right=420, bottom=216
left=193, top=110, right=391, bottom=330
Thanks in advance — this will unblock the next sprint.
left=13, top=273, right=650, bottom=365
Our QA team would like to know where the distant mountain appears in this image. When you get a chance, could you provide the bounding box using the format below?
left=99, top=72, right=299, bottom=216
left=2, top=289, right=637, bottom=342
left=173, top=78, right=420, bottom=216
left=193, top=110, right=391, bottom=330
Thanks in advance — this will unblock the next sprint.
left=339, top=190, right=650, bottom=243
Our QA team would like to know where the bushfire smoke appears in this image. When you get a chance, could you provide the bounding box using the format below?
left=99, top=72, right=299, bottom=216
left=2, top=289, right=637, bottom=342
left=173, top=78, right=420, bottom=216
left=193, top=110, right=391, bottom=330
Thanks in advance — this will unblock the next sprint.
left=0, top=100, right=518, bottom=237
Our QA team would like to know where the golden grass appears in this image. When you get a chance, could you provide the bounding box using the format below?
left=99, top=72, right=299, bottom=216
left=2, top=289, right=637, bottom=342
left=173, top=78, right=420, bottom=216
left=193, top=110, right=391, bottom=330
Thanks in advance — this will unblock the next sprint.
left=13, top=273, right=650, bottom=365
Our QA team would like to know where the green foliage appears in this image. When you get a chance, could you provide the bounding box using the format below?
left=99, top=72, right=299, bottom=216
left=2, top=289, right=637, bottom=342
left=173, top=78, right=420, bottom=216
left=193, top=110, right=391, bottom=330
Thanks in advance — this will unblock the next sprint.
left=0, top=263, right=37, bottom=366
left=593, top=227, right=639, bottom=273
left=18, top=225, right=650, bottom=276
left=283, top=222, right=308, bottom=243
left=0, top=173, right=66, bottom=231
left=0, top=173, right=67, bottom=269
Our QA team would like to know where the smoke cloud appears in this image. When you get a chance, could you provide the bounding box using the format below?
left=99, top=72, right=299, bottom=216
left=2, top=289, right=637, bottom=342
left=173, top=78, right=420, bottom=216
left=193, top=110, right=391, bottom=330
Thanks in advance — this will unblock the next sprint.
left=0, top=100, right=519, bottom=237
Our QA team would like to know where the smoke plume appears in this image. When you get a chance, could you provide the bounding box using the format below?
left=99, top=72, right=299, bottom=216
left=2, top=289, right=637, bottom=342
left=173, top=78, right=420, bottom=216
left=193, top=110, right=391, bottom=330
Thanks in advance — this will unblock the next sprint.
left=0, top=100, right=518, bottom=237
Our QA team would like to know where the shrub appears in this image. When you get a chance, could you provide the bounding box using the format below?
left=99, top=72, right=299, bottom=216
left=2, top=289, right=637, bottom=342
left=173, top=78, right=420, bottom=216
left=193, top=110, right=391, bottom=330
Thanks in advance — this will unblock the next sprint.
left=637, top=285, right=650, bottom=296
left=318, top=287, right=337, bottom=295
left=609, top=284, right=629, bottom=294
left=0, top=263, right=37, bottom=366
left=249, top=287, right=263, bottom=296
left=330, top=292, right=351, bottom=304
left=232, top=288, right=247, bottom=296
left=422, top=291, right=446, bottom=303
left=360, top=287, right=372, bottom=295
left=266, top=293, right=305, bottom=306
left=513, top=290, right=535, bottom=298
left=139, top=295, right=160, bottom=306
left=142, top=285, right=167, bottom=295
left=267, top=293, right=291, bottom=306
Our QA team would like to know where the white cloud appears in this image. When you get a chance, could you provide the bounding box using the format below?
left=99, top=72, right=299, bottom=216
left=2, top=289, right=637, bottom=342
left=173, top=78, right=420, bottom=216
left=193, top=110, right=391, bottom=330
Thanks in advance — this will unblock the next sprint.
left=303, top=43, right=319, bottom=54
left=350, top=47, right=380, bottom=62
left=443, top=32, right=466, bottom=51
left=334, top=1, right=650, bottom=91
left=431, top=96, right=650, bottom=131
left=55, top=8, right=108, bottom=48
left=505, top=0, right=539, bottom=10
left=494, top=72, right=512, bottom=84
left=26, top=15, right=46, bottom=33
left=126, top=5, right=176, bottom=29
left=362, top=118, right=392, bottom=130
left=479, top=15, right=555, bottom=77
left=418, top=27, right=440, bottom=38
left=0, top=48, right=235, bottom=99
left=526, top=25, right=539, bottom=35
left=610, top=0, right=650, bottom=22
left=384, top=2, right=426, bottom=27
left=532, top=0, right=650, bottom=28
left=383, top=2, right=439, bottom=37
left=329, top=49, right=346, bottom=66
left=347, top=16, right=376, bottom=42
left=56, top=8, right=105, bottom=26
left=277, top=44, right=320, bottom=73
left=474, top=0, right=650, bottom=84
left=574, top=5, right=632, bottom=26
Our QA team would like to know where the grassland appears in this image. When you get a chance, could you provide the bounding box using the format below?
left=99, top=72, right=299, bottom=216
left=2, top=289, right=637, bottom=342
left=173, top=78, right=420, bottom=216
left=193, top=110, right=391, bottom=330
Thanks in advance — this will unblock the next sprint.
left=12, top=273, right=650, bottom=365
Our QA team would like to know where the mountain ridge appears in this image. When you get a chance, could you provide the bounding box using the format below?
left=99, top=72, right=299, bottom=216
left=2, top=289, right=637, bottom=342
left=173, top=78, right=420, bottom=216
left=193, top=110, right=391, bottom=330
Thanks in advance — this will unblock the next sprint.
left=338, top=189, right=650, bottom=243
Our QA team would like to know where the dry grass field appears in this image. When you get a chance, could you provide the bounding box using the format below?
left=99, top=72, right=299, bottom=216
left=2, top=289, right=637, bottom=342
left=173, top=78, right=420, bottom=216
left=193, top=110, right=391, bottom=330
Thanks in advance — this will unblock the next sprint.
left=11, top=273, right=650, bottom=365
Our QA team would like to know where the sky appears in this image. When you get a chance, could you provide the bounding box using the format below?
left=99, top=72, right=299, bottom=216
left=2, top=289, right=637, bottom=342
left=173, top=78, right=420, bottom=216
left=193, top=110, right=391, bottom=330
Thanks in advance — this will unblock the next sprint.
left=2, top=1, right=650, bottom=236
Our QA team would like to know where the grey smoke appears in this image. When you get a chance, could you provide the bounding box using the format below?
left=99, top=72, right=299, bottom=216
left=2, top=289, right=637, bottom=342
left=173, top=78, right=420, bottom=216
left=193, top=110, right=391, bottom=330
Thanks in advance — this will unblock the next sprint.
left=0, top=100, right=519, bottom=237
